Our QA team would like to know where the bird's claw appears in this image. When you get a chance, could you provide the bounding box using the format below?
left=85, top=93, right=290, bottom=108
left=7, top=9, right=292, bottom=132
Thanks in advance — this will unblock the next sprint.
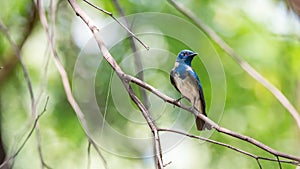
left=175, top=97, right=183, bottom=102
left=189, top=106, right=195, bottom=111
left=173, top=97, right=183, bottom=108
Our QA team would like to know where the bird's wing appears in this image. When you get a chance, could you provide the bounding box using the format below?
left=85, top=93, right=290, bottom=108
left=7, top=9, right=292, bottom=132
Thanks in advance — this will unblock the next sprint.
left=186, top=68, right=210, bottom=130
left=186, top=69, right=206, bottom=115
left=170, top=69, right=180, bottom=92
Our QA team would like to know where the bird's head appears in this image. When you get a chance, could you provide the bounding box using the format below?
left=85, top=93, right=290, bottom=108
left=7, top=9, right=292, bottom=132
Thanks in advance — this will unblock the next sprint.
left=176, top=49, right=198, bottom=66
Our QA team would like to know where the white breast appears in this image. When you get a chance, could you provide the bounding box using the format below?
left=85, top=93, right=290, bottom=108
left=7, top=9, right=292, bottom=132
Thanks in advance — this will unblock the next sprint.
left=173, top=73, right=202, bottom=111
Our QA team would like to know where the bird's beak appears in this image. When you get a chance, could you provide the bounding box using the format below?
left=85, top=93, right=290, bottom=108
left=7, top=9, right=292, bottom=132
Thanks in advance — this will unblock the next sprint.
left=190, top=53, right=198, bottom=57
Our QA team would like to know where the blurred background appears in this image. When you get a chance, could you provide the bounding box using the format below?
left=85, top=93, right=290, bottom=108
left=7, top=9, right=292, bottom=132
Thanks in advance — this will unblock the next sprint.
left=1, top=0, right=300, bottom=168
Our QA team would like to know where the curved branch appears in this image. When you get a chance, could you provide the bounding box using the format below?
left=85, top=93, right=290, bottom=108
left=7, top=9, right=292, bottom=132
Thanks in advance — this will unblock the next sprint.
left=0, top=1, right=38, bottom=85
left=127, top=74, right=300, bottom=163
left=167, top=0, right=300, bottom=131
left=67, top=0, right=300, bottom=167
left=0, top=97, right=50, bottom=168
left=36, top=1, right=108, bottom=168
left=82, top=0, right=149, bottom=50
left=111, top=0, right=149, bottom=109
left=0, top=13, right=51, bottom=168
left=158, top=128, right=299, bottom=167
left=67, top=1, right=164, bottom=168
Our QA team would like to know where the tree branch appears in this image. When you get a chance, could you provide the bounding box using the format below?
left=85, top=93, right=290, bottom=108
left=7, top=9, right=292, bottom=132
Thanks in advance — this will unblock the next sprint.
left=0, top=1, right=38, bottom=85
left=36, top=1, right=108, bottom=168
left=158, top=128, right=299, bottom=167
left=127, top=74, right=300, bottom=163
left=0, top=19, right=35, bottom=115
left=111, top=0, right=149, bottom=109
left=82, top=0, right=149, bottom=50
left=67, top=1, right=164, bottom=168
left=0, top=97, right=50, bottom=168
left=67, top=0, right=300, bottom=168
left=167, top=0, right=300, bottom=131
left=0, top=15, right=50, bottom=168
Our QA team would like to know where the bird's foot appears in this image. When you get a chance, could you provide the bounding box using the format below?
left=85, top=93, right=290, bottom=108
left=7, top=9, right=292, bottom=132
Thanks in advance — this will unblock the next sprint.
left=175, top=97, right=183, bottom=102
left=173, top=97, right=183, bottom=108
left=189, top=106, right=196, bottom=111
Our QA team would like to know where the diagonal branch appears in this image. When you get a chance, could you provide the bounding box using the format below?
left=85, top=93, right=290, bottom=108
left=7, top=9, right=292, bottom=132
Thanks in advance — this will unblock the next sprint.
left=0, top=17, right=50, bottom=169
left=0, top=97, right=50, bottom=168
left=67, top=1, right=164, bottom=168
left=167, top=0, right=300, bottom=131
left=0, top=20, right=35, bottom=114
left=36, top=1, right=108, bottom=168
left=82, top=0, right=149, bottom=50
left=67, top=0, right=300, bottom=167
left=127, top=85, right=164, bottom=168
left=0, top=1, right=38, bottom=85
left=158, top=128, right=299, bottom=167
left=111, top=0, right=149, bottom=109
left=127, top=75, right=300, bottom=163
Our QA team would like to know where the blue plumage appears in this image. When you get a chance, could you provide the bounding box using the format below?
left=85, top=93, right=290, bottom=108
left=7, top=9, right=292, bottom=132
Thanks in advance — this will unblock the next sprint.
left=170, top=50, right=211, bottom=130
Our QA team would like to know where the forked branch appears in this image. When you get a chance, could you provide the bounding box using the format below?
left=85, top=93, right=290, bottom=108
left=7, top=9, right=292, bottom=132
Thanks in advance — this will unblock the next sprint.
left=67, top=1, right=300, bottom=168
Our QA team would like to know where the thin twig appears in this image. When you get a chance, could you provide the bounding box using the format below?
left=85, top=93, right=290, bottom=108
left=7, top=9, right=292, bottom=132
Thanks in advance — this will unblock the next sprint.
left=111, top=0, right=149, bottom=109
left=35, top=124, right=52, bottom=169
left=0, top=1, right=38, bottom=84
left=67, top=0, right=300, bottom=167
left=34, top=4, right=53, bottom=165
left=158, top=128, right=299, bottom=166
left=0, top=97, right=50, bottom=168
left=67, top=1, right=164, bottom=168
left=0, top=17, right=51, bottom=168
left=276, top=155, right=282, bottom=169
left=82, top=0, right=149, bottom=50
left=125, top=74, right=300, bottom=163
left=256, top=158, right=263, bottom=169
left=158, top=128, right=260, bottom=160
left=127, top=85, right=164, bottom=168
left=87, top=141, right=91, bottom=169
left=167, top=0, right=300, bottom=131
left=0, top=19, right=35, bottom=115
left=36, top=1, right=108, bottom=168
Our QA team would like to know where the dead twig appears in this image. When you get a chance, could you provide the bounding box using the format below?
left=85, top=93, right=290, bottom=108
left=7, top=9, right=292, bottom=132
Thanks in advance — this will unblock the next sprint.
left=67, top=0, right=164, bottom=168
left=111, top=0, right=149, bottom=109
left=36, top=0, right=108, bottom=168
left=83, top=0, right=149, bottom=50
left=167, top=0, right=300, bottom=131
left=0, top=97, right=50, bottom=168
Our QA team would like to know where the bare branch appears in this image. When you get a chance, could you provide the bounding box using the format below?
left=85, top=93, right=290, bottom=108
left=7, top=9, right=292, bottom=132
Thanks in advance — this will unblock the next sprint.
left=111, top=0, right=149, bottom=109
left=87, top=141, right=91, bottom=169
left=67, top=0, right=300, bottom=167
left=276, top=155, right=282, bottom=169
left=0, top=19, right=35, bottom=114
left=127, top=85, right=164, bottom=168
left=167, top=0, right=300, bottom=131
left=256, top=159, right=263, bottom=169
left=0, top=1, right=37, bottom=85
left=82, top=0, right=149, bottom=50
left=36, top=1, right=108, bottom=168
left=0, top=97, right=50, bottom=168
left=67, top=1, right=164, bottom=168
left=159, top=128, right=258, bottom=157
left=0, top=16, right=50, bottom=168
left=125, top=74, right=300, bottom=163
left=158, top=128, right=299, bottom=167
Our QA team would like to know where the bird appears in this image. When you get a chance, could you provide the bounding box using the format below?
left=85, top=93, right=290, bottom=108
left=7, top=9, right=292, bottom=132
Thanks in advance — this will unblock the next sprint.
left=170, top=49, right=211, bottom=130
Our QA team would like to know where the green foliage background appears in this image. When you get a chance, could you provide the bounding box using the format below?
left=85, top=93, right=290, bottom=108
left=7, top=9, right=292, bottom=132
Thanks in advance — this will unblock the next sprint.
left=0, top=0, right=300, bottom=169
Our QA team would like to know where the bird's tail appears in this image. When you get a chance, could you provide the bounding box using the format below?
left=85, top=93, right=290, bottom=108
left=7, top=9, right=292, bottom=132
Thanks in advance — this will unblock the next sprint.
left=195, top=116, right=212, bottom=131
left=194, top=99, right=212, bottom=131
